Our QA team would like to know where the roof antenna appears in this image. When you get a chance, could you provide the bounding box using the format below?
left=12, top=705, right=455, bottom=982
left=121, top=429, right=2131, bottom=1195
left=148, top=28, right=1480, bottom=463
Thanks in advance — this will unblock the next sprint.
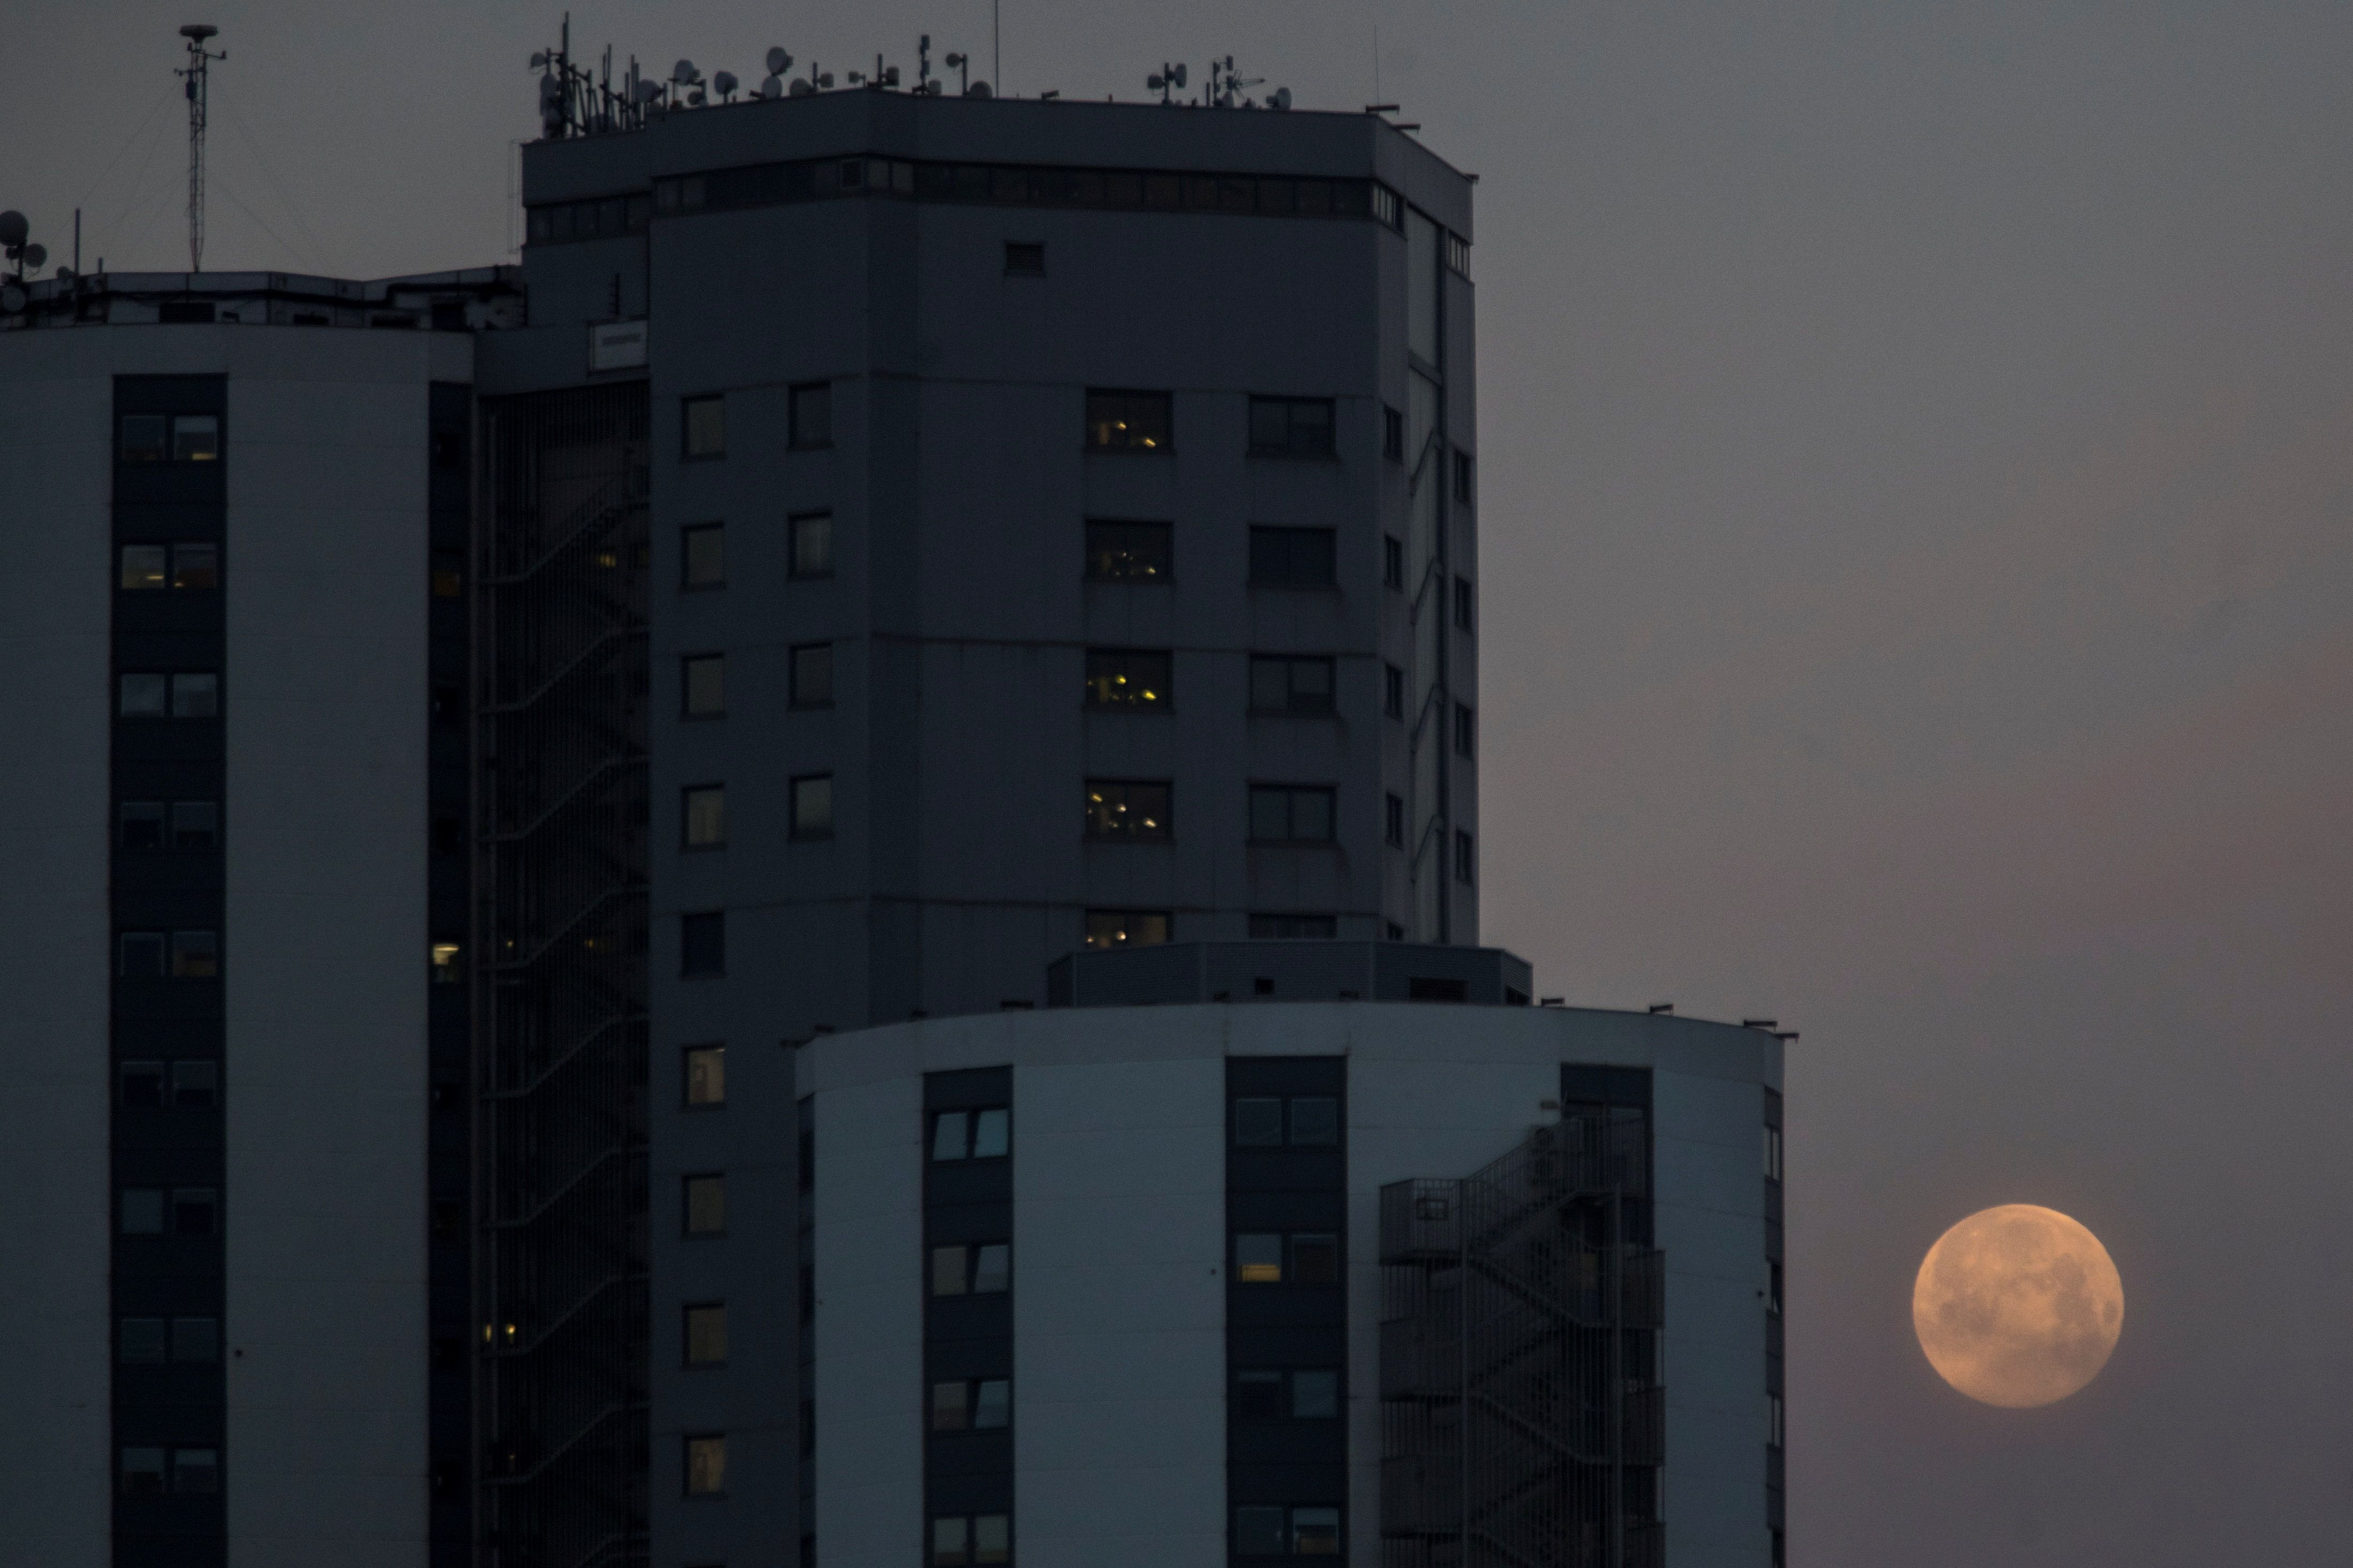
left=177, top=24, right=225, bottom=273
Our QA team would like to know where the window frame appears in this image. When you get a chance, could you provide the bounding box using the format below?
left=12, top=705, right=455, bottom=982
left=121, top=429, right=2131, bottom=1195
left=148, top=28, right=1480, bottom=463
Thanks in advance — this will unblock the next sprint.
left=681, top=394, right=726, bottom=461
left=682, top=1172, right=728, bottom=1236
left=1454, top=828, right=1475, bottom=883
left=1004, top=241, right=1046, bottom=276
left=681, top=783, right=727, bottom=849
left=684, top=1043, right=726, bottom=1108
left=682, top=653, right=726, bottom=718
left=1084, top=388, right=1174, bottom=453
left=1249, top=655, right=1335, bottom=717
left=1083, top=647, right=1173, bottom=711
left=681, top=910, right=726, bottom=978
left=1083, top=908, right=1170, bottom=949
left=684, top=1433, right=728, bottom=1497
left=789, top=381, right=834, bottom=449
left=1454, top=701, right=1474, bottom=758
left=1385, top=793, right=1405, bottom=849
left=1247, top=395, right=1338, bottom=459
left=1084, top=518, right=1174, bottom=583
left=1248, top=525, right=1338, bottom=589
left=1248, top=784, right=1338, bottom=846
left=1083, top=778, right=1173, bottom=842
left=683, top=1301, right=729, bottom=1367
left=681, top=522, right=726, bottom=589
left=789, top=642, right=835, bottom=708
left=790, top=773, right=835, bottom=840
left=789, top=510, right=836, bottom=578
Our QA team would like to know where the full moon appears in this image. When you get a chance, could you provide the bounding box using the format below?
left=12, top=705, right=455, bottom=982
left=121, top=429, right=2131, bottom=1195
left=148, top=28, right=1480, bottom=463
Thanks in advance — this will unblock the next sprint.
left=1912, top=1204, right=2124, bottom=1407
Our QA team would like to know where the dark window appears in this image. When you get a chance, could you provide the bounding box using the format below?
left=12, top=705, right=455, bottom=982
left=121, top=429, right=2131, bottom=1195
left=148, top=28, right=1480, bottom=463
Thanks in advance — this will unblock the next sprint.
left=1384, top=664, right=1404, bottom=719
left=682, top=522, right=725, bottom=588
left=431, top=549, right=464, bottom=598
left=682, top=395, right=726, bottom=459
left=685, top=1433, right=727, bottom=1496
left=1249, top=526, right=1337, bottom=588
left=1385, top=793, right=1405, bottom=848
left=119, top=1061, right=166, bottom=1107
left=119, top=674, right=167, bottom=718
left=931, top=1377, right=1011, bottom=1430
left=683, top=1174, right=727, bottom=1235
left=172, top=1316, right=220, bottom=1363
left=682, top=911, right=725, bottom=977
left=121, top=931, right=165, bottom=978
left=172, top=415, right=219, bottom=462
left=1249, top=655, right=1334, bottom=715
left=1409, top=975, right=1468, bottom=1002
left=1248, top=914, right=1337, bottom=940
left=931, top=1241, right=1012, bottom=1295
left=172, top=800, right=218, bottom=850
left=682, top=653, right=725, bottom=717
left=120, top=1446, right=166, bottom=1494
left=1454, top=576, right=1474, bottom=632
left=171, top=1187, right=219, bottom=1236
left=682, top=785, right=726, bottom=849
left=1234, top=1368, right=1284, bottom=1419
left=1454, top=828, right=1475, bottom=883
left=1084, top=909, right=1168, bottom=949
left=1454, top=702, right=1474, bottom=758
left=790, top=381, right=834, bottom=449
left=120, top=415, right=169, bottom=463
left=1084, top=648, right=1171, bottom=709
left=174, top=542, right=219, bottom=589
left=1233, top=1095, right=1338, bottom=1143
left=1382, top=406, right=1405, bottom=461
left=931, top=1107, right=1011, bottom=1161
left=1247, top=396, right=1337, bottom=458
left=790, top=511, right=835, bottom=577
left=790, top=643, right=834, bottom=707
left=932, top=1513, right=1011, bottom=1567
left=172, top=672, right=219, bottom=718
left=1768, top=1260, right=1784, bottom=1316
left=172, top=1060, right=219, bottom=1107
left=685, top=1303, right=728, bottom=1366
left=1085, top=519, right=1172, bottom=582
left=119, top=801, right=165, bottom=849
left=171, top=929, right=219, bottom=978
left=1235, top=1367, right=1342, bottom=1420
left=433, top=815, right=464, bottom=856
left=1384, top=536, right=1404, bottom=590
left=120, top=1188, right=165, bottom=1234
left=684, top=1044, right=726, bottom=1107
left=1085, top=389, right=1172, bottom=452
left=791, top=774, right=834, bottom=839
left=120, top=1317, right=168, bottom=1364
left=1085, top=779, right=1172, bottom=841
left=1452, top=449, right=1474, bottom=504
left=1004, top=241, right=1046, bottom=275
left=173, top=1447, right=221, bottom=1494
left=1249, top=785, right=1335, bottom=844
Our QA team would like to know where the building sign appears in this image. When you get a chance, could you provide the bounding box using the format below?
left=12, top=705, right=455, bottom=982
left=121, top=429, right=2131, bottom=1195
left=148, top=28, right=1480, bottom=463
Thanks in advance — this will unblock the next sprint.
left=589, top=318, right=648, bottom=372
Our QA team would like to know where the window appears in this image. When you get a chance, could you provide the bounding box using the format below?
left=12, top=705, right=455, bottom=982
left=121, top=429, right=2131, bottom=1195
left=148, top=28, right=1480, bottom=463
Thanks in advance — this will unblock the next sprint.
left=119, top=545, right=166, bottom=589
left=682, top=785, right=726, bottom=848
left=172, top=929, right=219, bottom=978
left=1382, top=405, right=1404, bottom=461
left=172, top=800, right=218, bottom=849
left=172, top=1060, right=219, bottom=1108
left=1452, top=449, right=1474, bottom=505
left=682, top=653, right=725, bottom=717
left=121, top=1188, right=165, bottom=1234
left=682, top=522, right=725, bottom=588
left=932, top=1107, right=1011, bottom=1162
left=1249, top=526, right=1336, bottom=588
left=1248, top=914, right=1337, bottom=940
left=1084, top=519, right=1172, bottom=582
left=1084, top=779, right=1171, bottom=842
left=1384, top=536, right=1404, bottom=590
left=1084, top=648, right=1171, bottom=709
left=1085, top=388, right=1172, bottom=452
left=120, top=1061, right=165, bottom=1107
left=172, top=415, right=220, bottom=462
left=932, top=1514, right=1011, bottom=1567
left=119, top=674, right=167, bottom=718
left=172, top=672, right=219, bottom=718
left=1454, top=576, right=1474, bottom=632
left=1385, top=793, right=1405, bottom=849
left=1454, top=702, right=1474, bottom=758
left=155, top=1186, right=218, bottom=1236
left=430, top=548, right=465, bottom=599
left=1084, top=909, right=1168, bottom=949
left=1764, top=1125, right=1784, bottom=1183
left=1249, top=655, right=1334, bottom=716
left=172, top=1316, right=220, bottom=1363
left=431, top=941, right=463, bottom=985
left=682, top=395, right=726, bottom=459
left=1234, top=1233, right=1337, bottom=1284
left=1768, top=1260, right=1784, bottom=1316
left=1004, top=241, right=1046, bottom=275
left=1232, top=1096, right=1339, bottom=1145
left=1454, top=829, right=1475, bottom=883
left=681, top=910, right=725, bottom=977
left=789, top=382, right=833, bottom=449
left=1768, top=1393, right=1785, bottom=1449
left=174, top=542, right=219, bottom=589
left=1248, top=396, right=1337, bottom=458
left=1384, top=665, right=1404, bottom=719
left=931, top=1377, right=1011, bottom=1432
left=932, top=1242, right=1012, bottom=1295
left=121, top=931, right=165, bottom=978
left=790, top=511, right=835, bottom=577
left=685, top=1433, right=727, bottom=1496
left=791, top=642, right=834, bottom=707
left=121, top=414, right=168, bottom=463
left=685, top=1303, right=728, bottom=1366
left=120, top=802, right=164, bottom=848
left=684, top=1044, right=726, bottom=1107
left=791, top=774, right=835, bottom=839
left=1234, top=1367, right=1342, bottom=1420
left=1236, top=1505, right=1341, bottom=1556
left=1249, top=785, right=1335, bottom=844
left=683, top=1174, right=727, bottom=1236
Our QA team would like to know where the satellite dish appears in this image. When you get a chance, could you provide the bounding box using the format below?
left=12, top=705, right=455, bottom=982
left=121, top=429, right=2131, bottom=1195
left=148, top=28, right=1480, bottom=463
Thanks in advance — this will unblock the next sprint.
left=633, top=79, right=662, bottom=103
left=55, top=266, right=75, bottom=283
left=688, top=87, right=707, bottom=106
left=714, top=71, right=738, bottom=96
left=0, top=285, right=24, bottom=313
left=789, top=77, right=815, bottom=97
left=1272, top=86, right=1292, bottom=110
left=1171, top=64, right=1187, bottom=88
left=966, top=80, right=991, bottom=98
left=766, top=47, right=791, bottom=74
left=539, top=72, right=561, bottom=101
left=21, top=244, right=45, bottom=270
left=0, top=211, right=26, bottom=248
left=761, top=74, right=784, bottom=98
left=179, top=24, right=218, bottom=42
left=529, top=51, right=548, bottom=68
left=672, top=59, right=698, bottom=85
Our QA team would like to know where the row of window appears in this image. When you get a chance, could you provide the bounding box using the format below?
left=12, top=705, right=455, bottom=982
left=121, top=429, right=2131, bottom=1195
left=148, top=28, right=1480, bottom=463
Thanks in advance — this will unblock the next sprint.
left=119, top=1186, right=218, bottom=1236
left=118, top=930, right=218, bottom=979
left=1235, top=1232, right=1339, bottom=1286
left=119, top=1315, right=220, bottom=1364
left=118, top=413, right=219, bottom=464
left=682, top=383, right=830, bottom=459
left=119, top=1059, right=219, bottom=1107
left=118, top=672, right=218, bottom=719
left=119, top=800, right=219, bottom=849
left=121, top=1446, right=219, bottom=1496
left=119, top=542, right=219, bottom=590
left=931, top=1377, right=1012, bottom=1432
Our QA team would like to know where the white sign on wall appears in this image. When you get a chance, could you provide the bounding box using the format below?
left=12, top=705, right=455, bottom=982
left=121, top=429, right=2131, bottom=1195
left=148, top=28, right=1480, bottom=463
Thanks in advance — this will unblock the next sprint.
left=589, top=318, right=648, bottom=372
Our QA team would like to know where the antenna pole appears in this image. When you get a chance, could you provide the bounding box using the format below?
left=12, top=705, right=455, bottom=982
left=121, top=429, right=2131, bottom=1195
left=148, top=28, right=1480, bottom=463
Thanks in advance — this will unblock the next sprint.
left=176, top=25, right=225, bottom=274
left=993, top=0, right=1001, bottom=94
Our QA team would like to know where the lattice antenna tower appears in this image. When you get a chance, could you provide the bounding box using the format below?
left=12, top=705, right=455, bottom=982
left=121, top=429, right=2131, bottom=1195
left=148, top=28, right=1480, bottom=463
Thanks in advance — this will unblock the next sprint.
left=176, top=25, right=225, bottom=272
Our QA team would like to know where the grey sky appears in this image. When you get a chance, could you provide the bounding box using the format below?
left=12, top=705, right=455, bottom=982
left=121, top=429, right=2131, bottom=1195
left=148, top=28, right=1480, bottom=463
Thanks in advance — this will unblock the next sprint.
left=12, top=2, right=2352, bottom=1560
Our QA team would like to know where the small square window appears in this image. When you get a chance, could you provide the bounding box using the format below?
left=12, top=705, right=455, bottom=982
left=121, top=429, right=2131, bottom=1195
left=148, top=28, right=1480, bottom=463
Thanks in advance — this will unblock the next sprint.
left=1085, top=519, right=1172, bottom=582
left=119, top=1061, right=166, bottom=1107
left=791, top=774, right=835, bottom=839
left=119, top=674, right=168, bottom=718
left=932, top=1110, right=971, bottom=1162
left=1454, top=829, right=1475, bottom=884
left=119, top=801, right=165, bottom=849
left=932, top=1244, right=969, bottom=1296
left=119, top=1317, right=168, bottom=1364
left=972, top=1106, right=1010, bottom=1158
left=682, top=523, right=725, bottom=588
left=1084, top=648, right=1172, bottom=709
left=1292, top=1369, right=1341, bottom=1419
left=1292, top=1506, right=1341, bottom=1554
left=120, top=545, right=168, bottom=590
left=791, top=643, right=835, bottom=707
left=1235, top=1233, right=1284, bottom=1283
left=171, top=929, right=219, bottom=978
left=1384, top=536, right=1404, bottom=590
left=172, top=800, right=219, bottom=849
left=1292, top=1233, right=1339, bottom=1285
left=790, top=512, right=835, bottom=578
left=1250, top=656, right=1334, bottom=716
left=121, top=1188, right=165, bottom=1234
left=1004, top=241, right=1046, bottom=275
left=121, top=415, right=168, bottom=463
left=683, top=1173, right=727, bottom=1235
left=972, top=1242, right=1011, bottom=1293
left=1084, top=909, right=1168, bottom=949
left=172, top=1060, right=219, bottom=1109
left=1247, top=396, right=1337, bottom=458
left=1289, top=1097, right=1339, bottom=1146
left=685, top=1433, right=727, bottom=1496
left=1234, top=1099, right=1284, bottom=1146
left=932, top=1379, right=969, bottom=1432
left=1382, top=406, right=1405, bottom=462
left=172, top=1316, right=220, bottom=1363
left=974, top=1514, right=1010, bottom=1566
left=682, top=395, right=726, bottom=459
left=1235, top=1369, right=1284, bottom=1420
left=682, top=653, right=725, bottom=718
left=682, top=784, right=727, bottom=849
left=972, top=1378, right=1011, bottom=1429
left=1249, top=526, right=1337, bottom=588
left=172, top=415, right=220, bottom=462
left=1084, top=779, right=1172, bottom=841
left=173, top=543, right=219, bottom=590
left=685, top=1302, right=728, bottom=1366
left=684, top=1045, right=725, bottom=1107
left=682, top=911, right=725, bottom=977
left=1085, top=388, right=1173, bottom=452
left=172, top=1187, right=219, bottom=1236
left=1235, top=1505, right=1287, bottom=1556
left=790, top=382, right=834, bottom=449
left=120, top=931, right=166, bottom=978
left=171, top=672, right=219, bottom=718
left=1385, top=794, right=1405, bottom=849
left=932, top=1517, right=971, bottom=1568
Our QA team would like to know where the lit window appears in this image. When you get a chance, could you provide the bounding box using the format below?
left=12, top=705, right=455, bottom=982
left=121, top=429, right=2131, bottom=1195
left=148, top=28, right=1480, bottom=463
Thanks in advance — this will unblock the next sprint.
left=1248, top=914, right=1337, bottom=940
left=1249, top=785, right=1335, bottom=844
left=684, top=1433, right=727, bottom=1496
left=974, top=1514, right=1009, bottom=1566
left=1084, top=648, right=1171, bottom=709
left=683, top=1174, right=726, bottom=1236
left=684, top=1303, right=728, bottom=1366
left=1004, top=241, right=1046, bottom=276
left=172, top=415, right=219, bottom=462
left=682, top=395, right=726, bottom=459
left=790, top=382, right=833, bottom=449
left=1249, top=526, right=1336, bottom=588
left=120, top=415, right=168, bottom=463
left=171, top=930, right=219, bottom=978
left=684, top=1044, right=725, bottom=1107
left=1085, top=388, right=1172, bottom=452
left=174, top=543, right=219, bottom=589
left=682, top=653, right=725, bottom=717
left=791, top=643, right=834, bottom=707
left=1249, top=656, right=1334, bottom=715
left=1235, top=1233, right=1283, bottom=1283
left=1084, top=909, right=1168, bottom=949
left=1292, top=1506, right=1340, bottom=1554
left=171, top=673, right=219, bottom=718
left=120, top=545, right=167, bottom=589
left=683, top=785, right=726, bottom=848
left=681, top=910, right=725, bottom=976
left=791, top=774, right=834, bottom=839
left=430, top=942, right=463, bottom=984
left=1247, top=396, right=1337, bottom=458
left=119, top=674, right=168, bottom=718
left=790, top=512, right=834, bottom=578
left=1085, top=519, right=1172, bottom=582
left=682, top=523, right=725, bottom=588
left=120, top=1317, right=168, bottom=1363
left=172, top=800, right=218, bottom=849
left=1084, top=779, right=1171, bottom=841
left=1384, top=536, right=1404, bottom=589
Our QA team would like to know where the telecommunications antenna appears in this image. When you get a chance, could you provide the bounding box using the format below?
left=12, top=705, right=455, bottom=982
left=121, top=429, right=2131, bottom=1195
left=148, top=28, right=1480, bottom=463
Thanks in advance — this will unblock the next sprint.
left=176, top=25, right=225, bottom=272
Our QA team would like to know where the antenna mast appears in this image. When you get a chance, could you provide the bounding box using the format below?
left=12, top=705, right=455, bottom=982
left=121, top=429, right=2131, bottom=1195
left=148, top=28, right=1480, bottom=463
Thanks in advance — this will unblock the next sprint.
left=177, top=25, right=225, bottom=272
